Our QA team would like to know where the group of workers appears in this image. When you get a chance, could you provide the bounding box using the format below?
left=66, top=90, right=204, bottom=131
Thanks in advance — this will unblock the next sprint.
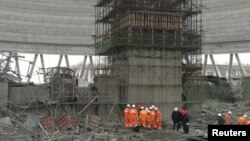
left=124, top=104, right=162, bottom=130
left=171, top=107, right=189, bottom=133
left=217, top=111, right=250, bottom=125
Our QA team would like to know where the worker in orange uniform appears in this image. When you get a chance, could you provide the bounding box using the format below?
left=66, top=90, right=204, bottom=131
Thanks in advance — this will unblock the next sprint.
left=148, top=107, right=156, bottom=129
left=139, top=106, right=148, bottom=128
left=124, top=104, right=131, bottom=128
left=145, top=107, right=150, bottom=128
left=237, top=114, right=248, bottom=125
left=155, top=107, right=162, bottom=130
left=246, top=120, right=250, bottom=125
left=224, top=111, right=232, bottom=125
left=129, top=104, right=138, bottom=127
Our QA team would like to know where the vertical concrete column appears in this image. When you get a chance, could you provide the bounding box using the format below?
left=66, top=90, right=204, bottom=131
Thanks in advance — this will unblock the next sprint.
left=235, top=53, right=246, bottom=76
left=209, top=54, right=221, bottom=77
left=40, top=54, right=47, bottom=83
left=14, top=56, right=21, bottom=79
left=203, top=54, right=208, bottom=76
left=57, top=55, right=63, bottom=67
left=89, top=56, right=94, bottom=80
left=27, top=54, right=38, bottom=83
left=84, top=69, right=89, bottom=81
left=64, top=55, right=70, bottom=68
left=228, top=54, right=233, bottom=78
left=80, top=56, right=87, bottom=79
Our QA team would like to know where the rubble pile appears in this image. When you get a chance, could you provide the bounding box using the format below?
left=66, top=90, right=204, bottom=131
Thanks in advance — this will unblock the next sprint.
left=1, top=100, right=249, bottom=140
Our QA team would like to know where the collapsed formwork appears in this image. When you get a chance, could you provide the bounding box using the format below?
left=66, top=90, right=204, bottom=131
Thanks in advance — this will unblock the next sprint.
left=95, top=0, right=202, bottom=122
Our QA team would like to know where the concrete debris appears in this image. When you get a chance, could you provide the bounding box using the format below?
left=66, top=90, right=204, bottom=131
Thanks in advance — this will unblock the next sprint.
left=0, top=117, right=13, bottom=127
left=2, top=100, right=249, bottom=141
left=24, top=114, right=39, bottom=130
left=94, top=132, right=108, bottom=140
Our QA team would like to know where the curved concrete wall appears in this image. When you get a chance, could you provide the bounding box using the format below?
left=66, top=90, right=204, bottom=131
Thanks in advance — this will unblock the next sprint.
left=203, top=0, right=250, bottom=54
left=0, top=0, right=95, bottom=55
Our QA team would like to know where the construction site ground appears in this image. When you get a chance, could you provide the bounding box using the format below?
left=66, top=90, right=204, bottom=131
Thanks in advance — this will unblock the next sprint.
left=0, top=100, right=250, bottom=141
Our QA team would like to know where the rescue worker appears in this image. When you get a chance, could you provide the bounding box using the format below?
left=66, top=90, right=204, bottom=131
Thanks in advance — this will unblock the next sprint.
left=237, top=114, right=248, bottom=125
left=139, top=106, right=148, bottom=128
left=246, top=120, right=250, bottom=125
left=124, top=104, right=131, bottom=128
left=145, top=107, right=150, bottom=128
left=129, top=104, right=138, bottom=127
left=182, top=112, right=189, bottom=133
left=180, top=107, right=189, bottom=133
left=217, top=113, right=225, bottom=125
left=137, top=106, right=143, bottom=126
left=172, top=107, right=181, bottom=131
left=155, top=107, right=162, bottom=130
left=180, top=107, right=188, bottom=116
left=224, top=111, right=232, bottom=125
left=148, top=107, right=156, bottom=129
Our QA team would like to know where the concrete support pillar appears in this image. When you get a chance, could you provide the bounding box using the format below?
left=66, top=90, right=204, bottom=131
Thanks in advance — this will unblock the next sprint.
left=64, top=55, right=70, bottom=68
left=209, top=54, right=221, bottom=77
left=203, top=55, right=208, bottom=76
left=57, top=55, right=63, bottom=67
left=235, top=53, right=246, bottom=76
left=14, top=56, right=21, bottom=79
left=27, top=54, right=38, bottom=83
left=40, top=54, right=47, bottom=83
left=89, top=56, right=94, bottom=80
left=75, top=69, right=80, bottom=78
left=80, top=56, right=87, bottom=79
left=228, top=54, right=233, bottom=78
left=84, top=68, right=89, bottom=81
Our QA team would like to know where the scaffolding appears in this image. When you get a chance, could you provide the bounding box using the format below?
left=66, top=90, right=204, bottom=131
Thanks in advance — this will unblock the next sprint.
left=95, top=0, right=202, bottom=120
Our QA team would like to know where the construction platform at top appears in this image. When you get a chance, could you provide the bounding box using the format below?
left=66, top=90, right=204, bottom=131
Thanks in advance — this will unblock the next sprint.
left=95, top=0, right=202, bottom=54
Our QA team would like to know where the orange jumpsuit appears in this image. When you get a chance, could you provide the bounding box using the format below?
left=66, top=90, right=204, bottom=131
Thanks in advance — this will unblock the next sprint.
left=246, top=121, right=250, bottom=125
left=155, top=110, right=162, bottom=130
left=148, top=110, right=156, bottom=129
left=124, top=107, right=130, bottom=128
left=129, top=108, right=138, bottom=127
left=237, top=116, right=247, bottom=125
left=140, top=109, right=148, bottom=128
left=224, top=113, right=231, bottom=125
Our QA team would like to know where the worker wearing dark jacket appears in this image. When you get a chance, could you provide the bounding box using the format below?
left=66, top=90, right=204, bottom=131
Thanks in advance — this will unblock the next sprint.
left=217, top=113, right=225, bottom=125
left=171, top=107, right=181, bottom=131
left=180, top=107, right=189, bottom=133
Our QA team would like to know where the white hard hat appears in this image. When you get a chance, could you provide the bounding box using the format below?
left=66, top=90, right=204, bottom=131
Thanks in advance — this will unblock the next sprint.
left=145, top=108, right=148, bottom=111
left=132, top=104, right=136, bottom=108
left=244, top=114, right=247, bottom=118
left=149, top=107, right=152, bottom=110
left=218, top=113, right=221, bottom=116
left=228, top=111, right=232, bottom=114
left=141, top=106, right=144, bottom=109
left=174, top=107, right=178, bottom=111
left=155, top=107, right=158, bottom=111
left=152, top=105, right=155, bottom=108
left=127, top=104, right=130, bottom=107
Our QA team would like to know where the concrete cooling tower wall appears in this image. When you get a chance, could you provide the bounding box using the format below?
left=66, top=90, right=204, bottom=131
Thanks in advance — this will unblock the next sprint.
left=0, top=0, right=95, bottom=55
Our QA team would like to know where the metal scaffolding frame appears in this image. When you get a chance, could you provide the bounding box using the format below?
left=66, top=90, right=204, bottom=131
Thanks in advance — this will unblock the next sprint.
left=94, top=0, right=203, bottom=118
